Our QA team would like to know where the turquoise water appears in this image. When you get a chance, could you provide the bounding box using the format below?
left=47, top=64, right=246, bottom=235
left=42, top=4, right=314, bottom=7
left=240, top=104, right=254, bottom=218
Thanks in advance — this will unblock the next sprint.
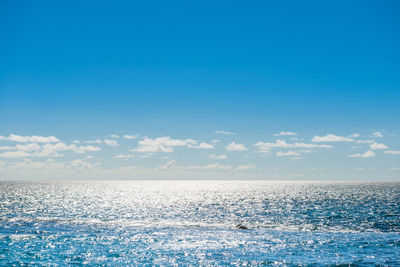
left=1, top=181, right=399, bottom=265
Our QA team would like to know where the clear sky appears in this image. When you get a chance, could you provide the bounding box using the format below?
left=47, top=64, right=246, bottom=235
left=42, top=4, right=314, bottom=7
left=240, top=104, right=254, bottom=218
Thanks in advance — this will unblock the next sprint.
left=0, top=1, right=399, bottom=180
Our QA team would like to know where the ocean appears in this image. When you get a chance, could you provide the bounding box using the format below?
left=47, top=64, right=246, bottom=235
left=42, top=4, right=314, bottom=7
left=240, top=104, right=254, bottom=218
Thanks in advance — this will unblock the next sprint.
left=0, top=181, right=399, bottom=265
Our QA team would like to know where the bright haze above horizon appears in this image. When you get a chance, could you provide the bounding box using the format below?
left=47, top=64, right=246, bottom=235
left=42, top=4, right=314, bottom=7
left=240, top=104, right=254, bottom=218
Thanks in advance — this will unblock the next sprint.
left=0, top=1, right=399, bottom=180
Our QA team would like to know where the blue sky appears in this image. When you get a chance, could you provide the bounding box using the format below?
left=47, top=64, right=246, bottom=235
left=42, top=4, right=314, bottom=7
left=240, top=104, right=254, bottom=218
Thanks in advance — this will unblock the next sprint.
left=0, top=1, right=399, bottom=180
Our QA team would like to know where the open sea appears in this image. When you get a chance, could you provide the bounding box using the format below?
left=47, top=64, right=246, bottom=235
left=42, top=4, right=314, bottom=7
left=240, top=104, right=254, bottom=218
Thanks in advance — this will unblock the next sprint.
left=0, top=181, right=399, bottom=266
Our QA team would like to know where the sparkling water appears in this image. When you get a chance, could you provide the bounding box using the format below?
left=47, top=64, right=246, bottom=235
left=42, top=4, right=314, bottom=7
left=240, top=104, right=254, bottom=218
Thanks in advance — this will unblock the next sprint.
left=1, top=181, right=399, bottom=265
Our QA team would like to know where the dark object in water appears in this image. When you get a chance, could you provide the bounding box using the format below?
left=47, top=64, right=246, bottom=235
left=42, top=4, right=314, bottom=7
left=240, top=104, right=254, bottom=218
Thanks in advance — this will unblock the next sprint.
left=236, top=224, right=248, bottom=229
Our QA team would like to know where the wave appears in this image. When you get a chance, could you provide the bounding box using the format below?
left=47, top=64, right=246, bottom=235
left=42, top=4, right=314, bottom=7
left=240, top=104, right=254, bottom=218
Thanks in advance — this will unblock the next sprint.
left=1, top=216, right=399, bottom=234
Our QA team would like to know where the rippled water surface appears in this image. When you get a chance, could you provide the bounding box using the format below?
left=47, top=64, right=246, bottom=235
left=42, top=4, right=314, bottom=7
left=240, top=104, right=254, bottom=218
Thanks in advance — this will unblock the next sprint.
left=1, top=181, right=399, bottom=265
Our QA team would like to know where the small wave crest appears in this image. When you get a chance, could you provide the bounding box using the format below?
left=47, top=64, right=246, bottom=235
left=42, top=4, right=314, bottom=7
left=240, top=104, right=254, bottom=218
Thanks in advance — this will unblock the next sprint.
left=1, top=216, right=397, bottom=234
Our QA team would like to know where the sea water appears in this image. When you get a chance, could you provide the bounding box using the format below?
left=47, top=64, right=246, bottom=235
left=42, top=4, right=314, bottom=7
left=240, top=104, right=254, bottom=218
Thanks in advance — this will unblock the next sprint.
left=0, top=181, right=399, bottom=265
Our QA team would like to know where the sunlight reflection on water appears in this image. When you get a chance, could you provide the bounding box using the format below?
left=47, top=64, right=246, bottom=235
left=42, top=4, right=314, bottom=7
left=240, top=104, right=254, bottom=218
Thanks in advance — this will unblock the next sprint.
left=1, top=181, right=399, bottom=265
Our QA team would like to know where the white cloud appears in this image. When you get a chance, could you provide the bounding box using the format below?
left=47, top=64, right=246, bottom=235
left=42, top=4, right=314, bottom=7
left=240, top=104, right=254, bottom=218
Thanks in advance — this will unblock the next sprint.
left=275, top=150, right=312, bottom=157
left=1, top=142, right=100, bottom=158
left=8, top=159, right=65, bottom=170
left=253, top=144, right=273, bottom=153
left=384, top=150, right=400, bottom=155
left=373, top=131, right=383, bottom=138
left=42, top=143, right=101, bottom=154
left=186, top=163, right=232, bottom=170
left=123, top=134, right=138, bottom=140
left=41, top=142, right=70, bottom=152
left=0, top=142, right=87, bottom=158
left=0, top=134, right=59, bottom=143
left=216, top=130, right=236, bottom=135
left=160, top=161, right=232, bottom=171
left=348, top=133, right=360, bottom=138
left=211, top=139, right=220, bottom=143
left=114, top=154, right=134, bottom=159
left=85, top=139, right=102, bottom=144
left=110, top=134, right=120, bottom=138
left=104, top=139, right=118, bottom=147
left=2, top=131, right=394, bottom=178
left=135, top=137, right=196, bottom=153
left=139, top=154, right=153, bottom=158
left=70, top=160, right=93, bottom=169
left=0, top=151, right=32, bottom=158
left=370, top=142, right=388, bottom=150
left=390, top=167, right=400, bottom=171
left=0, top=146, right=16, bottom=151
left=209, top=154, right=227, bottom=160
left=188, top=142, right=214, bottom=149
left=161, top=160, right=176, bottom=169
left=274, top=131, right=298, bottom=136
left=16, top=143, right=41, bottom=152
left=312, top=134, right=354, bottom=142
left=276, top=151, right=301, bottom=157
left=236, top=164, right=255, bottom=170
left=348, top=151, right=375, bottom=158
left=225, top=142, right=247, bottom=151
left=35, top=150, right=64, bottom=158
left=28, top=135, right=60, bottom=143
left=73, top=145, right=101, bottom=154
left=255, top=140, right=332, bottom=153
